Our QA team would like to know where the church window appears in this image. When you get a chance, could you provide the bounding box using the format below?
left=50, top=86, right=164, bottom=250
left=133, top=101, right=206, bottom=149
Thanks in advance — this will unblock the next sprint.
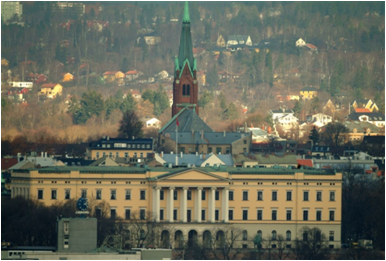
left=182, top=84, right=190, bottom=97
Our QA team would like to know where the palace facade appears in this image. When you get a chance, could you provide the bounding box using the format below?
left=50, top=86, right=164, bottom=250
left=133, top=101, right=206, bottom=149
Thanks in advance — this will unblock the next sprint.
left=11, top=165, right=342, bottom=248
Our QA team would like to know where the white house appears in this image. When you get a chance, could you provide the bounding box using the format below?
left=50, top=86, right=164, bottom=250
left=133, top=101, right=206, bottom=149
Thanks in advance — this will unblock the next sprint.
left=9, top=81, right=33, bottom=88
left=226, top=35, right=252, bottom=48
left=296, top=38, right=306, bottom=47
left=145, top=118, right=162, bottom=129
left=308, top=113, right=333, bottom=128
left=270, top=108, right=299, bottom=131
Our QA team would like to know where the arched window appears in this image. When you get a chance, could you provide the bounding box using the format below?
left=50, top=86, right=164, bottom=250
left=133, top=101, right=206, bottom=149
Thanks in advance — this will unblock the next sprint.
left=186, top=84, right=190, bottom=96
left=303, top=231, right=308, bottom=241
left=125, top=230, right=131, bottom=241
left=182, top=84, right=186, bottom=96
left=140, top=229, right=145, bottom=239
left=272, top=230, right=277, bottom=240
left=242, top=230, right=248, bottom=240
left=286, top=230, right=291, bottom=241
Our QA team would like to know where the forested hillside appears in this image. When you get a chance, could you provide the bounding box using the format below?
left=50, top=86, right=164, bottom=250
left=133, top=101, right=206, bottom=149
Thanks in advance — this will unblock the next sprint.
left=1, top=1, right=384, bottom=153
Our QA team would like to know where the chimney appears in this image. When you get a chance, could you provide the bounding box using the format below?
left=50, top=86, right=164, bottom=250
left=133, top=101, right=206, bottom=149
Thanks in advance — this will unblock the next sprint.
left=41, top=152, right=44, bottom=157
left=196, top=151, right=198, bottom=156
left=132, top=136, right=135, bottom=140
left=180, top=151, right=183, bottom=158
left=203, top=154, right=206, bottom=160
left=223, top=131, right=226, bottom=137
left=171, top=151, right=173, bottom=154
left=161, top=151, right=164, bottom=158
left=107, top=136, right=110, bottom=140
left=201, top=130, right=204, bottom=139
left=268, top=126, right=272, bottom=134
left=45, top=152, right=47, bottom=158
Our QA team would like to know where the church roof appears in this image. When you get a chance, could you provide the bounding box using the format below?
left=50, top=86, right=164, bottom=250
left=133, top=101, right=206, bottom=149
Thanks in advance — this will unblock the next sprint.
left=159, top=107, right=213, bottom=134
left=176, top=1, right=195, bottom=76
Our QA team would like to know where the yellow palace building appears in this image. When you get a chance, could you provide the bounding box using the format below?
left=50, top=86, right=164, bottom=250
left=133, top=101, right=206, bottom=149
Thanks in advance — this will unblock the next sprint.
left=11, top=165, right=342, bottom=249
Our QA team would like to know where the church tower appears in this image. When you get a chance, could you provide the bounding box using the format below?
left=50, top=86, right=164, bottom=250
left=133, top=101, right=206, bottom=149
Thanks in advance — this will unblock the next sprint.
left=172, top=1, right=199, bottom=117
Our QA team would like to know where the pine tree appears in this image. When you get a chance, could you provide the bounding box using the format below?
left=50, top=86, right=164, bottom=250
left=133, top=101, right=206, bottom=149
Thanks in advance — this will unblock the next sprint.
left=118, top=110, right=143, bottom=139
left=309, top=126, right=320, bottom=144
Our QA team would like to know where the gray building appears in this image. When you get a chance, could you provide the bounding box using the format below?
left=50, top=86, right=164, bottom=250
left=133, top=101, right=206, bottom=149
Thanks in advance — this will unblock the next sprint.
left=57, top=218, right=97, bottom=252
left=1, top=1, right=23, bottom=22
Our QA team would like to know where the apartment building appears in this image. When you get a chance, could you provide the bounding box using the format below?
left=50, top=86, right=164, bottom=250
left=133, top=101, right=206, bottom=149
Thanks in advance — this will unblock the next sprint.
left=86, top=137, right=154, bottom=161
left=10, top=165, right=342, bottom=249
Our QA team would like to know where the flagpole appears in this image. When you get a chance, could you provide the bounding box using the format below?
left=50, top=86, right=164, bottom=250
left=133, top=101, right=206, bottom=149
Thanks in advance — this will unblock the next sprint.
left=176, top=117, right=178, bottom=165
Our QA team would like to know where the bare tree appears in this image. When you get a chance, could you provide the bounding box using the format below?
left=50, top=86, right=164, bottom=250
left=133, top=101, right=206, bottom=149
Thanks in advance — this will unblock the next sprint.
left=292, top=227, right=329, bottom=260
left=208, top=226, right=244, bottom=260
left=126, top=210, right=159, bottom=248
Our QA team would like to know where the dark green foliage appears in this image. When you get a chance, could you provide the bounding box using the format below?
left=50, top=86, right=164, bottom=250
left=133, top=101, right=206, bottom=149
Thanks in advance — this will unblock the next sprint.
left=309, top=126, right=320, bottom=144
left=121, top=57, right=129, bottom=73
left=321, top=122, right=349, bottom=147
left=141, top=89, right=169, bottom=116
left=329, top=60, right=345, bottom=97
left=198, top=90, right=213, bottom=108
left=218, top=92, right=227, bottom=111
left=73, top=90, right=105, bottom=124
left=105, top=96, right=120, bottom=118
left=118, top=110, right=143, bottom=139
left=223, top=102, right=238, bottom=120
left=293, top=100, right=302, bottom=117
left=206, top=65, right=218, bottom=88
left=119, top=94, right=136, bottom=114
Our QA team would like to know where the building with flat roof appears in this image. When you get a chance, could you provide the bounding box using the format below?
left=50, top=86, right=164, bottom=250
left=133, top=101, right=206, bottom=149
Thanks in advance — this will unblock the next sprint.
left=86, top=137, right=154, bottom=162
left=1, top=1, right=23, bottom=22
left=10, top=165, right=342, bottom=249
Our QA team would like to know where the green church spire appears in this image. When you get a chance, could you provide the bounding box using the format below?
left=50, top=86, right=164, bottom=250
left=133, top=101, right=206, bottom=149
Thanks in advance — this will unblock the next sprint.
left=176, top=1, right=195, bottom=77
left=182, top=1, right=190, bottom=23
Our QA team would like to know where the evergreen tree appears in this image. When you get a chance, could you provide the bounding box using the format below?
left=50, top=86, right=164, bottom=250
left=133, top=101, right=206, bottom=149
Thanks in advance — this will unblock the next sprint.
left=142, top=89, right=155, bottom=104
left=329, top=60, right=344, bottom=97
left=118, top=110, right=143, bottom=139
left=121, top=57, right=129, bottom=73
left=293, top=100, right=302, bottom=117
left=198, top=90, right=213, bottom=108
left=309, top=126, right=320, bottom=144
left=265, top=51, right=274, bottom=87
left=206, top=65, right=218, bottom=88
left=119, top=94, right=136, bottom=114
left=105, top=96, right=119, bottom=118
left=218, top=92, right=227, bottom=111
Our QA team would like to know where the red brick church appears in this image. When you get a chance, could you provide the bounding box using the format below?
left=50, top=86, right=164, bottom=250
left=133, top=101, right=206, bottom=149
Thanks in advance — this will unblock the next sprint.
left=172, top=1, right=199, bottom=117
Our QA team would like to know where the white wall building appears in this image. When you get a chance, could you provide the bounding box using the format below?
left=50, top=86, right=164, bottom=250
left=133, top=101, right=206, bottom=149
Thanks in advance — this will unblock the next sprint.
left=1, top=1, right=23, bottom=22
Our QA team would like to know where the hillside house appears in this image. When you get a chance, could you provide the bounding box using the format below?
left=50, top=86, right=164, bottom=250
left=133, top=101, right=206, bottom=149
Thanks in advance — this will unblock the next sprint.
left=125, top=70, right=141, bottom=82
left=307, top=113, right=333, bottom=127
left=142, top=32, right=162, bottom=45
left=270, top=108, right=299, bottom=132
left=39, top=83, right=63, bottom=99
left=226, top=35, right=252, bottom=48
left=347, top=110, right=385, bottom=128
left=9, top=82, right=33, bottom=88
left=216, top=35, right=226, bottom=47
left=7, top=87, right=29, bottom=100
left=196, top=70, right=206, bottom=86
left=1, top=58, right=9, bottom=67
left=296, top=38, right=306, bottom=47
left=62, top=73, right=74, bottom=82
left=103, top=71, right=125, bottom=86
left=145, top=118, right=162, bottom=129
left=306, top=43, right=318, bottom=52
left=351, top=99, right=379, bottom=112
left=130, top=89, right=141, bottom=100
left=300, top=86, right=318, bottom=100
